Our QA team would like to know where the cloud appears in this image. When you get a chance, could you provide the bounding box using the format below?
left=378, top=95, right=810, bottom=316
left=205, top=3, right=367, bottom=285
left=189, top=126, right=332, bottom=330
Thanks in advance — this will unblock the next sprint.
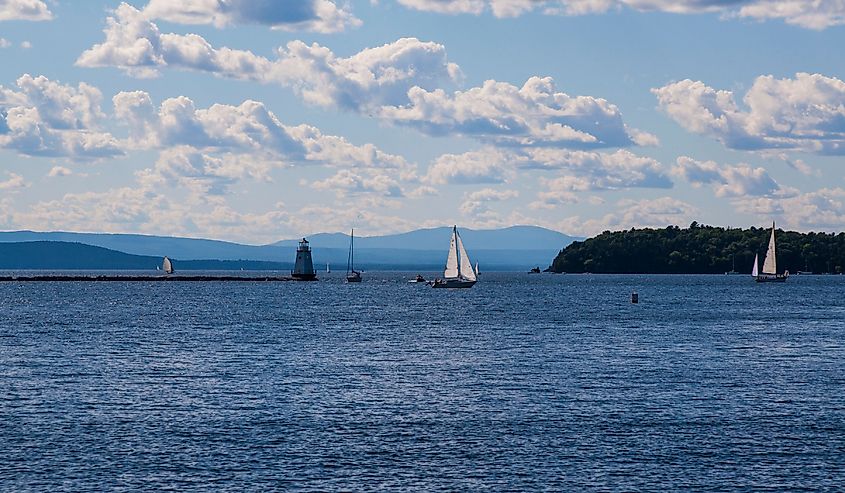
left=136, top=147, right=272, bottom=196
left=672, top=156, right=788, bottom=198
left=0, top=0, right=52, bottom=21
left=379, top=76, right=638, bottom=148
left=558, top=196, right=699, bottom=236
left=426, top=147, right=671, bottom=191
left=78, top=7, right=646, bottom=150
left=459, top=187, right=519, bottom=218
left=529, top=189, right=579, bottom=210
left=735, top=188, right=845, bottom=232
left=391, top=0, right=845, bottom=29
left=425, top=148, right=510, bottom=185
left=48, top=166, right=72, bottom=177
left=312, top=169, right=405, bottom=197
left=0, top=172, right=27, bottom=190
left=78, top=5, right=459, bottom=108
left=113, top=91, right=410, bottom=170
left=143, top=0, right=361, bottom=33
left=0, top=38, right=10, bottom=48
left=0, top=74, right=123, bottom=159
left=653, top=73, right=845, bottom=155
left=521, top=148, right=673, bottom=190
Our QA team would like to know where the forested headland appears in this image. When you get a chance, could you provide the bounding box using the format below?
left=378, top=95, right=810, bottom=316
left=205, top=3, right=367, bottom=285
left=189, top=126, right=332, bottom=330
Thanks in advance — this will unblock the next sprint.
left=549, top=223, right=845, bottom=274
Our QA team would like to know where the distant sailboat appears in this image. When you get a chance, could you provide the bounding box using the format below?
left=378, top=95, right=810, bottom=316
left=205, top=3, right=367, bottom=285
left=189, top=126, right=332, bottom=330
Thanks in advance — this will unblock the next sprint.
left=432, top=226, right=477, bottom=289
left=475, top=262, right=480, bottom=277
left=327, top=263, right=331, bottom=273
left=346, top=229, right=362, bottom=283
left=162, top=256, right=174, bottom=275
left=754, top=222, right=788, bottom=283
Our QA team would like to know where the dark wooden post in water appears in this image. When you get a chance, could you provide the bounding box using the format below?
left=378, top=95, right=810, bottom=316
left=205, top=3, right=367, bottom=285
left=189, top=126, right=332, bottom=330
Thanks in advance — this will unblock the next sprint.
left=291, top=238, right=317, bottom=281
left=631, top=292, right=639, bottom=304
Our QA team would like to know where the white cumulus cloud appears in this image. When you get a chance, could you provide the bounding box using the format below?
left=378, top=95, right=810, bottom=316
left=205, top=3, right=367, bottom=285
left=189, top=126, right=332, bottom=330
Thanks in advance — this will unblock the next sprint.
left=672, top=156, right=789, bottom=198
left=460, top=187, right=519, bottom=218
left=380, top=76, right=638, bottom=148
left=0, top=74, right=123, bottom=159
left=78, top=5, right=459, bottom=109
left=0, top=0, right=52, bottom=21
left=654, top=73, right=845, bottom=155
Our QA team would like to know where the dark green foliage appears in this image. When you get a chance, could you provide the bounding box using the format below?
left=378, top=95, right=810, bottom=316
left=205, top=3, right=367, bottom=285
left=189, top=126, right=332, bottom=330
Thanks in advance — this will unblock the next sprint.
left=549, top=223, right=845, bottom=274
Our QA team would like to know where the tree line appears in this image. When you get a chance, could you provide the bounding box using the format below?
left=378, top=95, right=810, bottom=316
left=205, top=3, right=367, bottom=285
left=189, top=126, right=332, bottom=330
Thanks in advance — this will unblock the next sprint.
left=549, top=223, right=845, bottom=274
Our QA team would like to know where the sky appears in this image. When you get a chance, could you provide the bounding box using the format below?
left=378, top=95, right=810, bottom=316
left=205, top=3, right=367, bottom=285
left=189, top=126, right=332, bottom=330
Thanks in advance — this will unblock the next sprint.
left=1, top=0, right=844, bottom=243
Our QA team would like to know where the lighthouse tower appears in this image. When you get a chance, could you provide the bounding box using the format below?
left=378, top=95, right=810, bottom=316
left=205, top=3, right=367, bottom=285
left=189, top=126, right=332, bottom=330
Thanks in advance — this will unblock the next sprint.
left=291, top=238, right=317, bottom=281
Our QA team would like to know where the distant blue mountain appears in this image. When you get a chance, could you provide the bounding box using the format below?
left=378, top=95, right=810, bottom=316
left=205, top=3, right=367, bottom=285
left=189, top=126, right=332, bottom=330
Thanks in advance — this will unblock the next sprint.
left=274, top=225, right=576, bottom=251
left=0, top=242, right=290, bottom=270
left=0, top=226, right=580, bottom=270
left=0, top=231, right=287, bottom=261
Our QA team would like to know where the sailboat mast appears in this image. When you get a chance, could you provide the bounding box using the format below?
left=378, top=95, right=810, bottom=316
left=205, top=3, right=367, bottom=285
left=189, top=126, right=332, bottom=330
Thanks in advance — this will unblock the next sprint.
left=351, top=228, right=354, bottom=272
left=454, top=226, right=461, bottom=278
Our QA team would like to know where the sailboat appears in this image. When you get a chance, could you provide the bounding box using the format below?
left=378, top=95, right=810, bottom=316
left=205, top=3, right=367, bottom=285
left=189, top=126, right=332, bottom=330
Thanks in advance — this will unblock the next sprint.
left=475, top=262, right=480, bottom=277
left=327, top=263, right=331, bottom=273
left=346, top=229, right=362, bottom=283
left=753, top=222, right=788, bottom=283
left=432, top=226, right=477, bottom=288
left=162, top=256, right=174, bottom=275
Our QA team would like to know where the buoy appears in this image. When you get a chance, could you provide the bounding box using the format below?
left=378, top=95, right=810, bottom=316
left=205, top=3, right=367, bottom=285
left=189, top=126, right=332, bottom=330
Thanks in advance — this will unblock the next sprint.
left=631, top=292, right=639, bottom=304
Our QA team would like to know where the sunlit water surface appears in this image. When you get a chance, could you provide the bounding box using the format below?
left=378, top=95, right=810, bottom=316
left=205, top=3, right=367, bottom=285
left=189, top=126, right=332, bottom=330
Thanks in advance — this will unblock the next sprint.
left=1, top=272, right=844, bottom=490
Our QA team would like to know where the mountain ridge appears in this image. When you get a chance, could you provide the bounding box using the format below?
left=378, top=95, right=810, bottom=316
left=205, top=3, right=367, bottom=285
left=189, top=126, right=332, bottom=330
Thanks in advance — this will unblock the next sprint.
left=0, top=226, right=576, bottom=270
left=0, top=226, right=578, bottom=269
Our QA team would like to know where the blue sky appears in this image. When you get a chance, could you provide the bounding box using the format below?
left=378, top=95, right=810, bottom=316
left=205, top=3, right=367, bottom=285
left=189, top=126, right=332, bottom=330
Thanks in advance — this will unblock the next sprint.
left=1, top=0, right=845, bottom=243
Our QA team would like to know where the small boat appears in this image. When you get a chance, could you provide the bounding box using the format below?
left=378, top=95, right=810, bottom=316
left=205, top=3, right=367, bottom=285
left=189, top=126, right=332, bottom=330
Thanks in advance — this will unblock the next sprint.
left=162, top=256, right=174, bottom=275
left=327, top=263, right=331, bottom=273
left=529, top=267, right=541, bottom=274
left=408, top=274, right=427, bottom=283
left=346, top=228, right=362, bottom=283
left=753, top=222, right=788, bottom=283
left=475, top=262, right=480, bottom=277
left=432, top=226, right=476, bottom=289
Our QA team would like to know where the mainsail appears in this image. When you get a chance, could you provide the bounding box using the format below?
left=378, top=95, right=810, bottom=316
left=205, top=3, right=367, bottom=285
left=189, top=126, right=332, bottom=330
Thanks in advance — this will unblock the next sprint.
left=162, top=256, right=174, bottom=274
left=751, top=253, right=759, bottom=277
left=457, top=232, right=476, bottom=281
left=444, top=228, right=459, bottom=278
left=761, top=223, right=777, bottom=275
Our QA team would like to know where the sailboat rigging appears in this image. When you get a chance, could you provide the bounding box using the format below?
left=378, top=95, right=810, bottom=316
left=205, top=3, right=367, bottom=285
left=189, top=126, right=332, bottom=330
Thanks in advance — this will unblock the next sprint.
left=432, top=226, right=477, bottom=289
left=346, top=229, right=362, bottom=283
left=753, top=222, right=788, bottom=283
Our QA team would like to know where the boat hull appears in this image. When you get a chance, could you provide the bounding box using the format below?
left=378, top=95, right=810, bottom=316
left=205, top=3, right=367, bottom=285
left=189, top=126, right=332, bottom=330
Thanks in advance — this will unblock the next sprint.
left=755, top=273, right=788, bottom=283
left=346, top=274, right=362, bottom=283
left=431, top=278, right=476, bottom=289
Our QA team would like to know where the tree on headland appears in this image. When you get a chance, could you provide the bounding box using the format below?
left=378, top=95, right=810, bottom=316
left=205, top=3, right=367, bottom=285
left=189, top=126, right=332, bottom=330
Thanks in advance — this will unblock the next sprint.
left=549, top=223, right=845, bottom=274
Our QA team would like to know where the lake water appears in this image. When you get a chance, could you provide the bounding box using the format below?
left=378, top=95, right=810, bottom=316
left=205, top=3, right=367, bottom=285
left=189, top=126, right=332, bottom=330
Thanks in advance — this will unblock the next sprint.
left=1, top=273, right=844, bottom=491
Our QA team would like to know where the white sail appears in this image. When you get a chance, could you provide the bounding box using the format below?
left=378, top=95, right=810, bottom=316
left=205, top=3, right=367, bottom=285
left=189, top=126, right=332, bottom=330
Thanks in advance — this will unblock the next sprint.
left=162, top=256, right=173, bottom=274
left=457, top=232, right=476, bottom=281
left=475, top=262, right=479, bottom=276
left=751, top=253, right=759, bottom=277
left=444, top=228, right=459, bottom=278
left=761, top=223, right=777, bottom=274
